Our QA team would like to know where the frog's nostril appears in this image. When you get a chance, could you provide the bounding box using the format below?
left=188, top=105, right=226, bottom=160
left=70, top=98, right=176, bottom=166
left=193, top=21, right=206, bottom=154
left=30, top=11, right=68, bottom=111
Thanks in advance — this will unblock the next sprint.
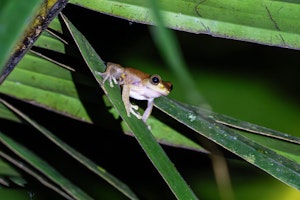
left=164, top=82, right=173, bottom=91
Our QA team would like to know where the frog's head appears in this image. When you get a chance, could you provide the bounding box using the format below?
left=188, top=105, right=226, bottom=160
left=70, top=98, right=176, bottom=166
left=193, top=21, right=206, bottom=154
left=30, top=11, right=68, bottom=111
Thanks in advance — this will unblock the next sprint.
left=145, top=74, right=172, bottom=97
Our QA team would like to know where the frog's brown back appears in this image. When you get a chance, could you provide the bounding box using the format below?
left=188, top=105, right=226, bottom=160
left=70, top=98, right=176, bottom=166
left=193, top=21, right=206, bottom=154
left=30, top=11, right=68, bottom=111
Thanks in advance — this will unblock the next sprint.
left=124, top=67, right=150, bottom=84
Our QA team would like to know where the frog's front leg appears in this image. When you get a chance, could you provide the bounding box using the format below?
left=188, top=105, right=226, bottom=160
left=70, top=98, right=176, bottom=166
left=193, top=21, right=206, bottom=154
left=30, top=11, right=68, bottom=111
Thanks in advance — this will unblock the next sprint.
left=142, top=99, right=154, bottom=123
left=122, top=85, right=142, bottom=119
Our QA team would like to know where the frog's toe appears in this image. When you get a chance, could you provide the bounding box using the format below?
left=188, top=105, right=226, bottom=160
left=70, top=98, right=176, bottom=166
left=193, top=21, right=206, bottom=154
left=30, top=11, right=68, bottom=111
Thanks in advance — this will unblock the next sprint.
left=131, top=104, right=139, bottom=110
left=109, top=79, right=115, bottom=87
left=129, top=106, right=142, bottom=119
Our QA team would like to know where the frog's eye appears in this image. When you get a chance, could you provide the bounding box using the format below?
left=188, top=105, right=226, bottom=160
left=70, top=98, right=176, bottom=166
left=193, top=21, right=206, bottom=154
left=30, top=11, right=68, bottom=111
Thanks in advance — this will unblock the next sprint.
left=150, top=75, right=161, bottom=85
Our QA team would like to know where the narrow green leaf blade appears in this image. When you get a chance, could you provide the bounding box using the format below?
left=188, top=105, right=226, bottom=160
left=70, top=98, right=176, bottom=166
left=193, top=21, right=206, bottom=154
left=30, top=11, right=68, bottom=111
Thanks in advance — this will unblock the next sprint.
left=0, top=53, right=94, bottom=122
left=204, top=109, right=300, bottom=145
left=0, top=150, right=69, bottom=197
left=155, top=97, right=300, bottom=190
left=0, top=0, right=44, bottom=70
left=0, top=98, right=139, bottom=200
left=122, top=119, right=207, bottom=153
left=69, top=0, right=300, bottom=49
left=0, top=103, right=21, bottom=123
left=0, top=132, right=94, bottom=200
left=0, top=0, right=68, bottom=83
left=62, top=14, right=198, bottom=199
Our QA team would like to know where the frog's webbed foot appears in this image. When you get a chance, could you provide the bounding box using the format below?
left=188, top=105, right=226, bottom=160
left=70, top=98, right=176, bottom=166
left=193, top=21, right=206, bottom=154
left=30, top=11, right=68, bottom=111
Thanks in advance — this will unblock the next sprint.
left=129, top=104, right=142, bottom=119
left=96, top=71, right=118, bottom=87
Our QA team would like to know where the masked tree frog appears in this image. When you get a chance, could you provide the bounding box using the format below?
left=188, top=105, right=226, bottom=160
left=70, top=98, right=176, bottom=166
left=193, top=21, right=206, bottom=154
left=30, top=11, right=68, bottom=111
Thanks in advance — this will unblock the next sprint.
left=99, top=62, right=172, bottom=123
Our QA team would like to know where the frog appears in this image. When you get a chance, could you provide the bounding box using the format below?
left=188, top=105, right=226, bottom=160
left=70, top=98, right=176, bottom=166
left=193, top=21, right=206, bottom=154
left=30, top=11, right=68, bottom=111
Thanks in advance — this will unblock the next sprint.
left=99, top=62, right=172, bottom=123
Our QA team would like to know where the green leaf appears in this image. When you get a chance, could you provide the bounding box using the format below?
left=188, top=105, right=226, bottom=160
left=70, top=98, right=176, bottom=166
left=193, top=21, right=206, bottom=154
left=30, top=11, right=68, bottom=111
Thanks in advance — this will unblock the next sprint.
left=61, top=14, right=199, bottom=199
left=0, top=103, right=21, bottom=123
left=34, top=17, right=66, bottom=53
left=0, top=158, right=21, bottom=177
left=0, top=132, right=94, bottom=200
left=0, top=98, right=139, bottom=200
left=122, top=118, right=207, bottom=153
left=0, top=52, right=95, bottom=122
left=0, top=0, right=68, bottom=83
left=0, top=11, right=98, bottom=122
left=0, top=0, right=44, bottom=70
left=155, top=97, right=300, bottom=190
left=69, top=0, right=300, bottom=49
left=147, top=0, right=207, bottom=105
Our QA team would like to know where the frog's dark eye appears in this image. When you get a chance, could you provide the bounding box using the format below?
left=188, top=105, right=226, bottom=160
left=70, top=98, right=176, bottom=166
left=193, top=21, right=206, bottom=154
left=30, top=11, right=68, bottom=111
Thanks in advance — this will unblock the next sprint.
left=150, top=75, right=161, bottom=85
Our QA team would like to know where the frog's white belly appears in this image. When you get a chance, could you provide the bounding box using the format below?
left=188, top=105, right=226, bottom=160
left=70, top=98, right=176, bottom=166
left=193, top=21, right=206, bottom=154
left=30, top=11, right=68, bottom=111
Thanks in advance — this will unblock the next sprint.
left=129, top=86, right=162, bottom=100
